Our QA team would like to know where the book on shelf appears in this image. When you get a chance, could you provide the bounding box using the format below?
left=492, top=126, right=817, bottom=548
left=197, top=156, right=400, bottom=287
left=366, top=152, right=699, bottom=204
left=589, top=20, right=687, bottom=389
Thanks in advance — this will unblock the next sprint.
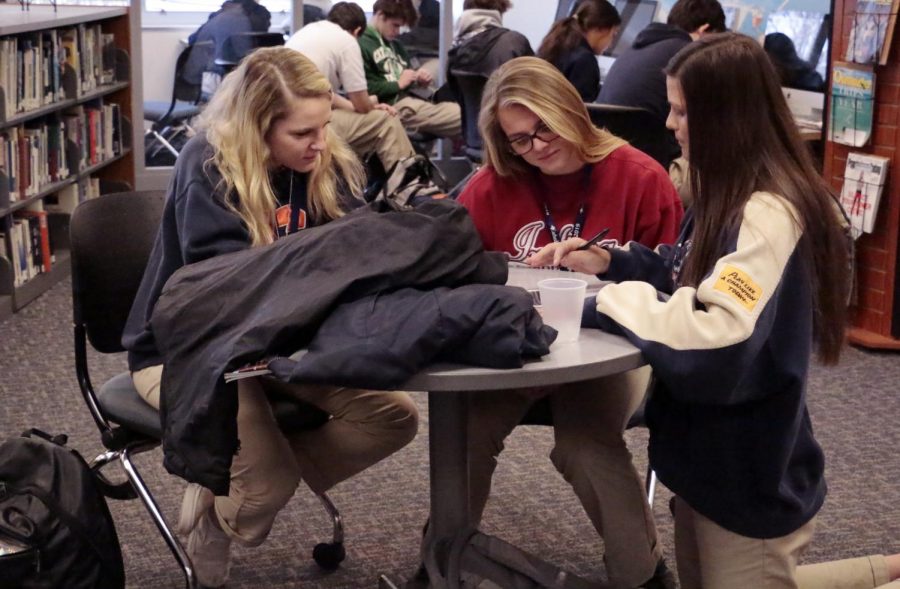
left=10, top=218, right=33, bottom=284
left=845, top=0, right=900, bottom=65
left=9, top=221, right=24, bottom=287
left=839, top=152, right=890, bottom=238
left=829, top=62, right=875, bottom=147
left=44, top=182, right=80, bottom=214
left=59, top=27, right=81, bottom=97
left=17, top=208, right=52, bottom=273
left=100, top=33, right=116, bottom=85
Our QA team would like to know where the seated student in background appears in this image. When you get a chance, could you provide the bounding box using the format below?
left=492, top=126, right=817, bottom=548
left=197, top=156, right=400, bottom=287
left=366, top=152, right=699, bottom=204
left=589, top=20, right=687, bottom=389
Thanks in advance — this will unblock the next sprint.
left=528, top=32, right=852, bottom=589
left=122, top=48, right=418, bottom=589
left=598, top=0, right=725, bottom=125
left=450, top=0, right=533, bottom=74
left=285, top=1, right=417, bottom=173
left=359, top=0, right=461, bottom=139
left=763, top=32, right=825, bottom=92
left=184, top=0, right=271, bottom=100
left=398, top=0, right=441, bottom=73
left=538, top=0, right=621, bottom=102
left=456, top=56, right=683, bottom=589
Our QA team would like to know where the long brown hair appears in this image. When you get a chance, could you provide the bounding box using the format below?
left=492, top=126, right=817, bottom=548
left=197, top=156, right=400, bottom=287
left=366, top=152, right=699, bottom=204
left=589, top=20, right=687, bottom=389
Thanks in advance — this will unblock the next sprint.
left=537, top=0, right=620, bottom=65
left=665, top=33, right=847, bottom=363
left=479, top=57, right=624, bottom=177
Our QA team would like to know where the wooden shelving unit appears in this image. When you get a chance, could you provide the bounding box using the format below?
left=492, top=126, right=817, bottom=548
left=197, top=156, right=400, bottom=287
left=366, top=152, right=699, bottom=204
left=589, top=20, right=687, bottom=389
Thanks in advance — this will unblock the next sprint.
left=0, top=4, right=135, bottom=317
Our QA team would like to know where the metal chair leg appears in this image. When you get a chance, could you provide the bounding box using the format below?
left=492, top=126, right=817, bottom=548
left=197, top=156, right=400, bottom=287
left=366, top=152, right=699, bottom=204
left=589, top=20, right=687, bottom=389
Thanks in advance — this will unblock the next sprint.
left=646, top=467, right=657, bottom=505
left=312, top=492, right=346, bottom=570
left=318, top=492, right=344, bottom=545
left=119, top=447, right=198, bottom=589
left=149, top=130, right=180, bottom=158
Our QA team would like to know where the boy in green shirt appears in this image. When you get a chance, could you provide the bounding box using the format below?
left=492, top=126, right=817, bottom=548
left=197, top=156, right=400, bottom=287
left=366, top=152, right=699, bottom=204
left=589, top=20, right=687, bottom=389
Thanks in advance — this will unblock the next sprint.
left=359, top=0, right=461, bottom=139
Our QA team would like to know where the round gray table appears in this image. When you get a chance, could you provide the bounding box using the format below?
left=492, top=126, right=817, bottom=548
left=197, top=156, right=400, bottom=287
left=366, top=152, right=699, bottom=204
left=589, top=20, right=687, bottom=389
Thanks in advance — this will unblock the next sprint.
left=400, top=328, right=646, bottom=589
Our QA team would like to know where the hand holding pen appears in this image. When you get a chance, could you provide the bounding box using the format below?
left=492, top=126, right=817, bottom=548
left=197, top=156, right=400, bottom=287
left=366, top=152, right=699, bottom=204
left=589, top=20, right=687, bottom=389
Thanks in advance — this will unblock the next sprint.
left=526, top=227, right=613, bottom=274
left=575, top=227, right=611, bottom=251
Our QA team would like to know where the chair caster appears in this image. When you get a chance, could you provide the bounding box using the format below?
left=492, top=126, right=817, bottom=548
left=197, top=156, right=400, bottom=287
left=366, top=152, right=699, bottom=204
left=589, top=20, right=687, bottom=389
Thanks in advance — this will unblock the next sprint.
left=313, top=541, right=345, bottom=570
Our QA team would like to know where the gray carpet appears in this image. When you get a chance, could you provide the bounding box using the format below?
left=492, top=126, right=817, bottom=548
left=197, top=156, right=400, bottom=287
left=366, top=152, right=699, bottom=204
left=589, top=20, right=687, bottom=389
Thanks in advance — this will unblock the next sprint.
left=1, top=278, right=898, bottom=588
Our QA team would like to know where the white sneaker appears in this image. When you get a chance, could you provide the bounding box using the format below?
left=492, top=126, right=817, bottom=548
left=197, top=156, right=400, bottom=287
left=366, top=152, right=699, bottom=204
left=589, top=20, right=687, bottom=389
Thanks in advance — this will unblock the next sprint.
left=179, top=485, right=231, bottom=588
left=178, top=483, right=214, bottom=536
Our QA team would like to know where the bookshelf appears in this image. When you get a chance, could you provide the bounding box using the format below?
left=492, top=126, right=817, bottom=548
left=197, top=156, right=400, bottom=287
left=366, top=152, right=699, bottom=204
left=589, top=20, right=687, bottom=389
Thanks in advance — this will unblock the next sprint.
left=0, top=4, right=135, bottom=319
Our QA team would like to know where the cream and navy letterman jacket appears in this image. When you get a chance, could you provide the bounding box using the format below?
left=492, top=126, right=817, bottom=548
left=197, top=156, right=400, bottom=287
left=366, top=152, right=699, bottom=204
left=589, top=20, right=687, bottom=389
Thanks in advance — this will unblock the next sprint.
left=584, top=191, right=826, bottom=539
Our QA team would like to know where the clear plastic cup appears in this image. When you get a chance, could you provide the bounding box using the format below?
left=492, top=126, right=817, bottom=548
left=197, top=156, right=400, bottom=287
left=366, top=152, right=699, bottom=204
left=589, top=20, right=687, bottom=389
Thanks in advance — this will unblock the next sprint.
left=537, top=278, right=587, bottom=343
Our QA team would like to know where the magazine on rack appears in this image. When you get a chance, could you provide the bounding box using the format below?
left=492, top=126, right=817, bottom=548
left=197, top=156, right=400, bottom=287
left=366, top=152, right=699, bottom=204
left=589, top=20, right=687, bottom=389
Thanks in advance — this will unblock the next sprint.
left=829, top=62, right=875, bottom=147
left=845, top=0, right=900, bottom=65
left=838, top=152, right=890, bottom=238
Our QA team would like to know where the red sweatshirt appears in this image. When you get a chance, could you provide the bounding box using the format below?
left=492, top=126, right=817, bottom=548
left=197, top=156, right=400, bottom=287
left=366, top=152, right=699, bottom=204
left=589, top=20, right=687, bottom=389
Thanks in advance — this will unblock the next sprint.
left=458, top=144, right=683, bottom=261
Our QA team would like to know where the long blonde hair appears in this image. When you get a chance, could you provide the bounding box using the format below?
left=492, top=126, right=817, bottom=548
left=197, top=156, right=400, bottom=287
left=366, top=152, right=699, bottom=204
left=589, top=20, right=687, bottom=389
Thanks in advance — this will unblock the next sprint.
left=478, top=56, right=624, bottom=177
left=199, top=47, right=364, bottom=246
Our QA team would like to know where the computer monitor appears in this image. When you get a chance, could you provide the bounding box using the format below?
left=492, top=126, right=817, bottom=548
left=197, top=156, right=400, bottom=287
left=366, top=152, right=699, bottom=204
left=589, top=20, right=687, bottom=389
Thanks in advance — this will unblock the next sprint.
left=603, top=0, right=659, bottom=58
left=764, top=10, right=830, bottom=84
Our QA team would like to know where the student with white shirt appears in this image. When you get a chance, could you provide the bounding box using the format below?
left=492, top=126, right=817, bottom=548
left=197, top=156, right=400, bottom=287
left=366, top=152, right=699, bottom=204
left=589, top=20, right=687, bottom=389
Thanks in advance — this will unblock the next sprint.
left=286, top=2, right=416, bottom=172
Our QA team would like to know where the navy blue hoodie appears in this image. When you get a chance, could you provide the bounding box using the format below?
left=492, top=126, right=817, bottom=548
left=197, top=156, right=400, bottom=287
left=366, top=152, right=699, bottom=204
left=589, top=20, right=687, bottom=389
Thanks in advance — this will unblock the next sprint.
left=583, top=193, right=826, bottom=539
left=122, top=133, right=316, bottom=371
left=598, top=23, right=692, bottom=123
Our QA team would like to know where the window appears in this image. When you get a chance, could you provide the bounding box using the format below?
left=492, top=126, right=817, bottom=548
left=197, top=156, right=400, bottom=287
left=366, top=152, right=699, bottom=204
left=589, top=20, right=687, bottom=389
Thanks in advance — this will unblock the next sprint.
left=144, top=0, right=290, bottom=12
left=142, top=0, right=293, bottom=28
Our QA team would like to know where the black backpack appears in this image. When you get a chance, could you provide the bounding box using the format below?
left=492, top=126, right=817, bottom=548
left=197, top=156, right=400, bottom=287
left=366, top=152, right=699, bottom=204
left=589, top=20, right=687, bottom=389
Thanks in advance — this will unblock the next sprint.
left=0, top=430, right=125, bottom=589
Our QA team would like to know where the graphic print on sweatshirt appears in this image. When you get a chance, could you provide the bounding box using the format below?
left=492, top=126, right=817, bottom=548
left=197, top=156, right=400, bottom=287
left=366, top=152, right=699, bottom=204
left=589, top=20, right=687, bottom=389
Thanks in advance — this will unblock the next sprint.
left=509, top=220, right=620, bottom=262
left=275, top=204, right=307, bottom=238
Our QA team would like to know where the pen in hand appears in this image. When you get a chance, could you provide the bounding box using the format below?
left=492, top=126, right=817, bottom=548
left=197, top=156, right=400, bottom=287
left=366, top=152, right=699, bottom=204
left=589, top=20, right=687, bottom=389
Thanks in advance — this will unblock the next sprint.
left=575, top=228, right=611, bottom=251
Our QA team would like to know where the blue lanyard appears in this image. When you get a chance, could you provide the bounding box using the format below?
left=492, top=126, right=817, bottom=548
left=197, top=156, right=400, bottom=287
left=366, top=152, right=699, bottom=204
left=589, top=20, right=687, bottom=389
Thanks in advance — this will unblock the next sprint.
left=541, top=201, right=586, bottom=243
left=538, top=165, right=592, bottom=243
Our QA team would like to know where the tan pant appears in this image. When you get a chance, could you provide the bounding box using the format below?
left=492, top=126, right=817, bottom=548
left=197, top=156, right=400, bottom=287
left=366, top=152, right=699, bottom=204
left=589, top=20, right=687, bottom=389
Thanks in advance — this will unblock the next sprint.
left=800, top=555, right=900, bottom=589
left=394, top=96, right=461, bottom=139
left=330, top=108, right=415, bottom=171
left=132, top=365, right=418, bottom=546
left=467, top=366, right=660, bottom=589
left=676, top=497, right=900, bottom=589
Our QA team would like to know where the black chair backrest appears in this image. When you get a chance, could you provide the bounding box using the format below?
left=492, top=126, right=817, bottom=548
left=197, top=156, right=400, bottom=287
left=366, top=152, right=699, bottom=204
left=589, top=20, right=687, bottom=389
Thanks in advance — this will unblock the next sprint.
left=221, top=32, right=285, bottom=64
left=153, top=42, right=206, bottom=125
left=450, top=70, right=488, bottom=160
left=70, top=191, right=166, bottom=354
left=586, top=104, right=679, bottom=169
left=180, top=40, right=214, bottom=90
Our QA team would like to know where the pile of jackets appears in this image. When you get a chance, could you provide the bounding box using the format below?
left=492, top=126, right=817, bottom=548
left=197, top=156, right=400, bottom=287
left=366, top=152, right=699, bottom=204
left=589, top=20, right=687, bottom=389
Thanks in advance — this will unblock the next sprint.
left=151, top=200, right=556, bottom=493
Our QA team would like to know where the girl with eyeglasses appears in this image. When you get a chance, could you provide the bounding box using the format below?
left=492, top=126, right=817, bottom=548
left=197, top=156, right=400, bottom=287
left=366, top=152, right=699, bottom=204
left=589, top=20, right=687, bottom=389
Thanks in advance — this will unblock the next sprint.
left=456, top=56, right=683, bottom=588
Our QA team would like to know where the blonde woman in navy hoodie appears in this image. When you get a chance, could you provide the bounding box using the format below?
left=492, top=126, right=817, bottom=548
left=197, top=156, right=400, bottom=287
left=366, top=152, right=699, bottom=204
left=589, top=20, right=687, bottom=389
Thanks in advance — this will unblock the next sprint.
left=123, top=47, right=418, bottom=588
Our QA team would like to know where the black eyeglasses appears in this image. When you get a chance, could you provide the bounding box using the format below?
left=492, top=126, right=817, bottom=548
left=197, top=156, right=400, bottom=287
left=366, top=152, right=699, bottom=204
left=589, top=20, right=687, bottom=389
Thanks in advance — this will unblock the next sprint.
left=507, top=122, right=559, bottom=155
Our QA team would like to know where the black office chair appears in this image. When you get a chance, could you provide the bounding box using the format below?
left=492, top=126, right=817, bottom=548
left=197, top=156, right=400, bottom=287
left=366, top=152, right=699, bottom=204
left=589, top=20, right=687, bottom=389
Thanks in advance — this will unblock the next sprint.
left=448, top=69, right=488, bottom=165
left=71, top=191, right=346, bottom=589
left=586, top=103, right=680, bottom=170
left=519, top=380, right=658, bottom=504
left=217, top=31, right=285, bottom=73
left=144, top=43, right=209, bottom=162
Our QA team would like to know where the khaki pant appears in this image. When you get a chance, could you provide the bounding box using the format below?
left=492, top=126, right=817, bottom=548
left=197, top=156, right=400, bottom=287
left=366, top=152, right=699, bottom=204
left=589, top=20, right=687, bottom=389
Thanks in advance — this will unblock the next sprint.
left=675, top=497, right=900, bottom=588
left=133, top=365, right=418, bottom=546
left=467, top=366, right=660, bottom=589
left=330, top=108, right=415, bottom=171
left=799, top=556, right=900, bottom=589
left=394, top=96, right=461, bottom=139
